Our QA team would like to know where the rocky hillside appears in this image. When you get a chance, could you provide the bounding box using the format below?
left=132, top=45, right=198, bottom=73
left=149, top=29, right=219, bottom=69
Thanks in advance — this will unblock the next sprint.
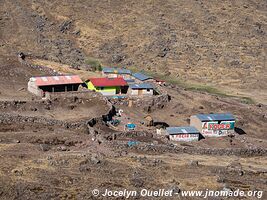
left=1, top=0, right=266, bottom=102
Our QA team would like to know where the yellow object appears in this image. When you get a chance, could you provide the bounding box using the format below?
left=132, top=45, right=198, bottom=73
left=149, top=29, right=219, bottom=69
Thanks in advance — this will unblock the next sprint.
left=86, top=81, right=118, bottom=95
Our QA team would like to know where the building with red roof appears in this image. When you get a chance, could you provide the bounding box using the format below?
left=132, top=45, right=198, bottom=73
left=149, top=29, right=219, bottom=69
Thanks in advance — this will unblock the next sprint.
left=86, top=77, right=128, bottom=96
left=154, top=78, right=166, bottom=85
left=28, top=75, right=83, bottom=96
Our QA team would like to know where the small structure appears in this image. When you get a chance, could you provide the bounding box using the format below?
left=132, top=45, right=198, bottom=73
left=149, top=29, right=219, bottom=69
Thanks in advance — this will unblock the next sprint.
left=190, top=113, right=235, bottom=137
left=154, top=78, right=165, bottom=85
left=144, top=115, right=154, bottom=126
left=28, top=75, right=83, bottom=97
left=132, top=72, right=152, bottom=83
left=128, top=83, right=154, bottom=96
left=102, top=67, right=132, bottom=79
left=166, top=126, right=200, bottom=142
left=86, top=77, right=128, bottom=96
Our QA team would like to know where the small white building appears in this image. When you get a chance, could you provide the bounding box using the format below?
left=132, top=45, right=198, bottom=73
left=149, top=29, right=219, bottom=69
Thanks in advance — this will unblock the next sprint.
left=190, top=113, right=235, bottom=137
left=166, top=126, right=200, bottom=142
left=128, top=83, right=154, bottom=96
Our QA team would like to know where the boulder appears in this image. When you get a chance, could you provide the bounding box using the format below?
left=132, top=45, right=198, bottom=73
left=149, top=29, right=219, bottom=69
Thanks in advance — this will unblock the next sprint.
left=39, top=144, right=50, bottom=152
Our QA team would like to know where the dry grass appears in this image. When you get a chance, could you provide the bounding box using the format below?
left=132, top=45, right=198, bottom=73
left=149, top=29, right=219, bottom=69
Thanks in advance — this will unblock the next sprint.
left=31, top=58, right=101, bottom=80
left=2, top=0, right=266, bottom=104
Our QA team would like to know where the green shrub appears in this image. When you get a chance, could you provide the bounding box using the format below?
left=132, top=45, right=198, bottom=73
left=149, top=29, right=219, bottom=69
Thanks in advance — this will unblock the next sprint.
left=240, top=97, right=254, bottom=104
left=85, top=57, right=102, bottom=71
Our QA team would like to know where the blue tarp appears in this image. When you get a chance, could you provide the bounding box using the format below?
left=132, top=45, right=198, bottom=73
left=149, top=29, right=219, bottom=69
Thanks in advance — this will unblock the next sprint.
left=109, top=95, right=126, bottom=99
left=125, top=123, right=136, bottom=130
left=127, top=141, right=140, bottom=147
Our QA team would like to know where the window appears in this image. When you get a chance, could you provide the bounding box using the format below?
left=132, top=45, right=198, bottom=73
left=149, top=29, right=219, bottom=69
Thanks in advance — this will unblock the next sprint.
left=147, top=89, right=150, bottom=92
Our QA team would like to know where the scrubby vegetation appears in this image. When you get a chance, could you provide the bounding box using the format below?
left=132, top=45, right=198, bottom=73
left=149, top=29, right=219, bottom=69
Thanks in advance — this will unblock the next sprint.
left=85, top=57, right=102, bottom=72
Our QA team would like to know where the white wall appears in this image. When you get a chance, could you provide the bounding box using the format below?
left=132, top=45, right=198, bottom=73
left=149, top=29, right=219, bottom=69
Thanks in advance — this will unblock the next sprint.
left=201, top=129, right=234, bottom=137
left=142, top=89, right=153, bottom=95
left=130, top=88, right=153, bottom=95
left=99, top=90, right=116, bottom=96
left=27, top=81, right=43, bottom=96
left=170, top=134, right=199, bottom=142
left=130, top=89, right=139, bottom=95
left=200, top=121, right=235, bottom=137
left=106, top=74, right=118, bottom=78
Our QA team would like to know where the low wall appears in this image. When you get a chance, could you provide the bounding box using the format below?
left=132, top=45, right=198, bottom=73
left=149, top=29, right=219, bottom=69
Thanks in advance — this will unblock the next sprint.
left=0, top=91, right=115, bottom=132
left=48, top=90, right=117, bottom=127
left=112, top=141, right=267, bottom=157
left=130, top=92, right=170, bottom=112
left=0, top=100, right=27, bottom=109
left=128, top=144, right=267, bottom=157
left=109, top=88, right=171, bottom=113
left=46, top=90, right=104, bottom=100
left=18, top=58, right=61, bottom=76
left=108, top=93, right=170, bottom=113
left=87, top=98, right=115, bottom=127
left=0, top=113, right=87, bottom=130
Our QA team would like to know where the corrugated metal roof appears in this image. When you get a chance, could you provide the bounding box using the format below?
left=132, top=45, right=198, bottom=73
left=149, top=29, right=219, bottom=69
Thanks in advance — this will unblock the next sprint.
left=195, top=113, right=235, bottom=121
left=125, top=79, right=135, bottom=83
left=166, top=126, right=200, bottom=135
left=102, top=67, right=131, bottom=74
left=90, top=77, right=128, bottom=87
left=102, top=67, right=114, bottom=73
left=30, top=75, right=83, bottom=86
left=129, top=83, right=154, bottom=89
left=132, top=72, right=151, bottom=81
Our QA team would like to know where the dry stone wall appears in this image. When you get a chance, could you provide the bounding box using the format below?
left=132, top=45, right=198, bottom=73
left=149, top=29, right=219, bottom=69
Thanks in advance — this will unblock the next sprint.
left=127, top=144, right=267, bottom=157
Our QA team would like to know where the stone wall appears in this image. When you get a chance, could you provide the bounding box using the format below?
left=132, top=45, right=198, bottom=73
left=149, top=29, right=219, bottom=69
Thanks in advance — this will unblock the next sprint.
left=0, top=91, right=115, bottom=132
left=47, top=90, right=104, bottom=100
left=131, top=92, right=170, bottom=113
left=108, top=92, right=170, bottom=113
left=0, top=113, right=86, bottom=130
left=87, top=98, right=115, bottom=127
left=127, top=143, right=267, bottom=157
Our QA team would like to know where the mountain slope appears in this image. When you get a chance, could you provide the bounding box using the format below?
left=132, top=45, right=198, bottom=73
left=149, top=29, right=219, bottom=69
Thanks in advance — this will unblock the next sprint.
left=1, top=0, right=266, bottom=103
